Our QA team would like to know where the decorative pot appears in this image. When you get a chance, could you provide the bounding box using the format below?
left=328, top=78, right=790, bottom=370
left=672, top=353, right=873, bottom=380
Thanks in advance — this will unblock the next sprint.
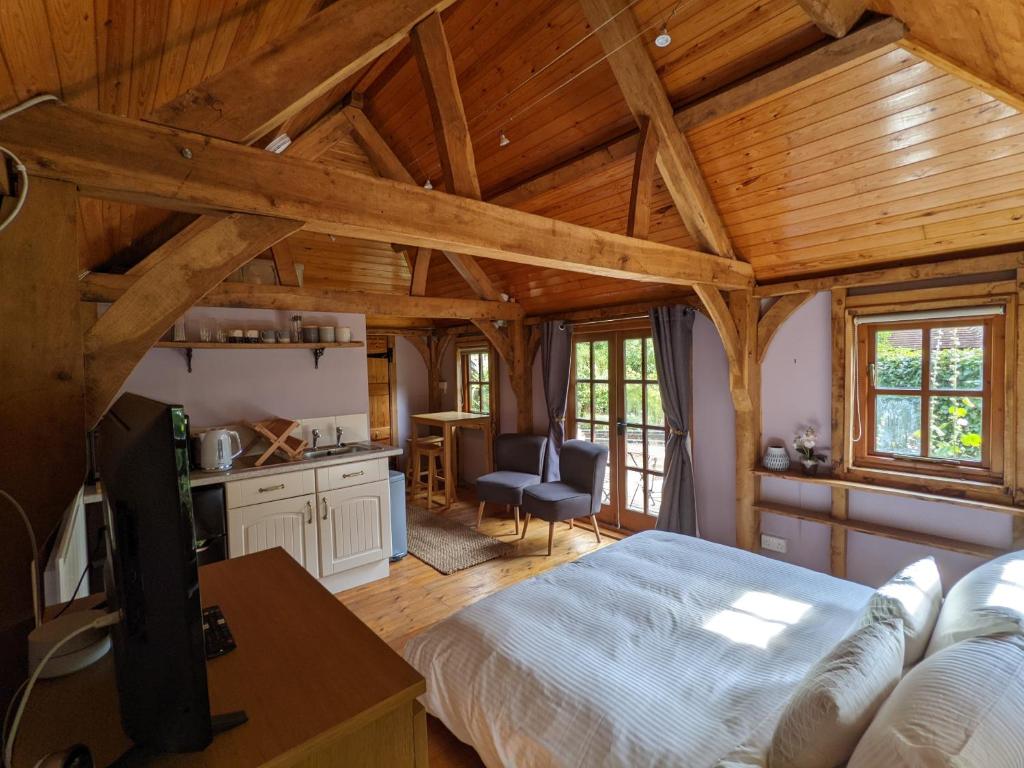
left=801, top=460, right=818, bottom=476
left=762, top=446, right=791, bottom=472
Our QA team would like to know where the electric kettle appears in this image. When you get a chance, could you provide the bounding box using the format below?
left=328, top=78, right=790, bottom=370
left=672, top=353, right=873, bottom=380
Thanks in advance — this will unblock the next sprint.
left=198, top=429, right=243, bottom=471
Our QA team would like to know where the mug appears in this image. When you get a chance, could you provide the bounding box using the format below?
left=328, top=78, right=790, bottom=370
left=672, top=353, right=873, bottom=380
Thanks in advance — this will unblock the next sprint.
left=337, top=326, right=352, bottom=343
left=302, top=326, right=320, bottom=343
left=319, top=326, right=336, bottom=343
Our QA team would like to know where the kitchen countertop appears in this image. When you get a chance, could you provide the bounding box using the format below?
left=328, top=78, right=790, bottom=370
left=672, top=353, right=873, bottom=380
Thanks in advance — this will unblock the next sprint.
left=83, top=442, right=403, bottom=503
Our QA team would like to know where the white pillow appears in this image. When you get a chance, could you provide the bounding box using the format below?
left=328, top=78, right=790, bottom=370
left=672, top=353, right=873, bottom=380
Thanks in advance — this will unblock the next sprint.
left=860, top=557, right=942, bottom=666
left=768, top=618, right=905, bottom=768
left=848, top=634, right=1024, bottom=767
left=926, top=550, right=1024, bottom=657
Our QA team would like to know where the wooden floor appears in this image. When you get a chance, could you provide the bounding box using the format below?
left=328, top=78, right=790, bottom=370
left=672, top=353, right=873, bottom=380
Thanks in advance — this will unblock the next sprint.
left=338, top=492, right=621, bottom=768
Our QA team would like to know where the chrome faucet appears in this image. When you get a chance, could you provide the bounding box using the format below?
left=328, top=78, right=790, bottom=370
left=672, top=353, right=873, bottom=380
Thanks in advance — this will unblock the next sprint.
left=311, top=428, right=321, bottom=449
left=336, top=426, right=345, bottom=446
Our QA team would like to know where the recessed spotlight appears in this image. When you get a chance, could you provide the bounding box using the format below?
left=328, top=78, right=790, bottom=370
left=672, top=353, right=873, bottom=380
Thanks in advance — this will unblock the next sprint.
left=498, top=130, right=511, bottom=148
left=654, top=25, right=672, bottom=48
left=423, top=178, right=433, bottom=190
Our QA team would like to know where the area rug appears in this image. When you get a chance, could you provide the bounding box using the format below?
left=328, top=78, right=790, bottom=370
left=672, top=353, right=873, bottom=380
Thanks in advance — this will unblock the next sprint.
left=407, top=504, right=514, bottom=575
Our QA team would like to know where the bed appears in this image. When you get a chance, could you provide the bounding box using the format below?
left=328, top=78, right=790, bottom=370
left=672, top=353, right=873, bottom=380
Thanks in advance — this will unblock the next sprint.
left=403, top=531, right=874, bottom=768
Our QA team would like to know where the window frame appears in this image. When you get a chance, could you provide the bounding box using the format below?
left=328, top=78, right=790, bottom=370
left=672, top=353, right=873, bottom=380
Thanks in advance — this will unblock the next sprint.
left=456, top=343, right=497, bottom=418
left=843, top=291, right=1015, bottom=493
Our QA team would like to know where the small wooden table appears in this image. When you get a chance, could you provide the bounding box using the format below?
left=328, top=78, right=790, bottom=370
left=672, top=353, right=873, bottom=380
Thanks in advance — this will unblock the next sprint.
left=14, top=548, right=427, bottom=767
left=411, top=411, right=493, bottom=508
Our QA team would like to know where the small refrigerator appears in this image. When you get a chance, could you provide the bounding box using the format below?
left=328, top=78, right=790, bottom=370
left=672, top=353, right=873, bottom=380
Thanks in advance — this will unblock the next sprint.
left=389, top=470, right=407, bottom=561
left=192, top=484, right=228, bottom=566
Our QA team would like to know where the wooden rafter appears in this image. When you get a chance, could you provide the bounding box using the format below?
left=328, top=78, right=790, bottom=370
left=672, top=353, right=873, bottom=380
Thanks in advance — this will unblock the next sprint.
left=0, top=104, right=753, bottom=290
left=84, top=215, right=302, bottom=426
left=271, top=239, right=302, bottom=287
left=340, top=100, right=501, bottom=300
left=626, top=116, right=658, bottom=239
left=490, top=18, right=905, bottom=209
left=410, top=249, right=432, bottom=297
left=578, top=0, right=733, bottom=257
left=409, top=13, right=504, bottom=302
left=796, top=0, right=866, bottom=38
left=147, top=0, right=457, bottom=144
left=471, top=320, right=514, bottom=365
left=81, top=273, right=524, bottom=322
left=757, top=292, right=814, bottom=362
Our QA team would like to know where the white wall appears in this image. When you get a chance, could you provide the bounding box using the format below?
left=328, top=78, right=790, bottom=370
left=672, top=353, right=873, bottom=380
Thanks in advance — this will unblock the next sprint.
left=394, top=336, right=429, bottom=470
left=118, top=306, right=368, bottom=427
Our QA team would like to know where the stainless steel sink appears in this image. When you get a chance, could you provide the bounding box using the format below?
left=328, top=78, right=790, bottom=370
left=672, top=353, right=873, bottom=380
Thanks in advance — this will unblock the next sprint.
left=302, top=443, right=378, bottom=460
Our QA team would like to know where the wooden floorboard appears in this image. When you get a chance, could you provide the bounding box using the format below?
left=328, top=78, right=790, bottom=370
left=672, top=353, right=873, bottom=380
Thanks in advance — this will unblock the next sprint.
left=337, top=492, right=623, bottom=767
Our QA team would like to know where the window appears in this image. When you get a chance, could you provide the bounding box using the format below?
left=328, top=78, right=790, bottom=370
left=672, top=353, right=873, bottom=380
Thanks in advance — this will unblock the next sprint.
left=853, top=308, right=1005, bottom=482
left=459, top=347, right=491, bottom=415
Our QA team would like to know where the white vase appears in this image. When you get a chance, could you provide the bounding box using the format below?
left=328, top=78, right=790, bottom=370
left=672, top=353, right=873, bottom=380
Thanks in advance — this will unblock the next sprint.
left=762, top=446, right=790, bottom=471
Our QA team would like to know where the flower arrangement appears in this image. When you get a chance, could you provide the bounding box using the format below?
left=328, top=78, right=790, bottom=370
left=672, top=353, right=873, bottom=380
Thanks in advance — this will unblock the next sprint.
left=793, top=427, right=827, bottom=474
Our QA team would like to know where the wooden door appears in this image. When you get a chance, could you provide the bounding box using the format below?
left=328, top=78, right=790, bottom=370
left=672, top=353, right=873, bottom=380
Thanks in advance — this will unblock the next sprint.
left=569, top=324, right=661, bottom=532
left=318, top=481, right=391, bottom=577
left=367, top=336, right=397, bottom=444
left=227, top=494, right=319, bottom=577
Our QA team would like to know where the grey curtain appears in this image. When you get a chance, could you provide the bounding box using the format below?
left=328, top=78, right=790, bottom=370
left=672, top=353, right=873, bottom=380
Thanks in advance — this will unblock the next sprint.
left=649, top=306, right=697, bottom=535
left=541, top=320, right=572, bottom=481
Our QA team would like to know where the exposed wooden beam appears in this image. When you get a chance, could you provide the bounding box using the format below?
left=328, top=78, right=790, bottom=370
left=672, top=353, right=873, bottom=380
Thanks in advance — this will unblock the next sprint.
left=341, top=101, right=502, bottom=300
left=410, top=12, right=480, bottom=200
left=899, top=36, right=1024, bottom=115
left=472, top=320, right=514, bottom=365
left=579, top=0, right=733, bottom=257
left=796, top=0, right=866, bottom=37
left=754, top=252, right=1023, bottom=296
left=757, top=292, right=814, bottom=362
left=84, top=215, right=302, bottom=426
left=147, top=0, right=456, bottom=144
left=410, top=248, right=432, bottom=296
left=489, top=18, right=905, bottom=208
left=4, top=104, right=752, bottom=289
left=830, top=287, right=850, bottom=577
left=271, top=239, right=302, bottom=287
left=81, top=273, right=526, bottom=322
left=626, top=116, right=658, bottom=239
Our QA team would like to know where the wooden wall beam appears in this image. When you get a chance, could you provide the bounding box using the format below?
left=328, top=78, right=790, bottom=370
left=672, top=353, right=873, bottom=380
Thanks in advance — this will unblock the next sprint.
left=84, top=215, right=302, bottom=426
left=755, top=252, right=1022, bottom=296
left=271, top=238, right=302, bottom=287
left=490, top=18, right=905, bottom=208
left=409, top=248, right=432, bottom=296
left=510, top=318, right=533, bottom=433
left=830, top=287, right=850, bottom=576
left=81, top=273, right=525, bottom=321
left=757, top=292, right=814, bottom=362
left=729, top=290, right=760, bottom=552
left=578, top=0, right=734, bottom=257
left=1, top=104, right=753, bottom=290
left=147, top=0, right=457, bottom=144
left=626, top=116, right=658, bottom=239
left=0, top=178, right=84, bottom=637
left=796, top=0, right=866, bottom=37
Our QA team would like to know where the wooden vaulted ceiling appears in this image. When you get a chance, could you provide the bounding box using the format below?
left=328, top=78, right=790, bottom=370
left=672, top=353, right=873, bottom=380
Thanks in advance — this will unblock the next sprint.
left=2, top=0, right=1024, bottom=318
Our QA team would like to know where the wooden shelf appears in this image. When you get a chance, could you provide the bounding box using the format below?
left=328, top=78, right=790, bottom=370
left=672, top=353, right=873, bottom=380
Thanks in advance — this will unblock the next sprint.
left=154, top=340, right=364, bottom=371
left=754, top=500, right=1007, bottom=559
left=754, top=467, right=1023, bottom=517
left=156, top=341, right=364, bottom=350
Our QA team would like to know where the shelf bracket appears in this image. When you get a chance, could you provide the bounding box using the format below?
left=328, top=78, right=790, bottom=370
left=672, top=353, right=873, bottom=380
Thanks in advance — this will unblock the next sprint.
left=184, top=347, right=193, bottom=373
left=312, top=347, right=325, bottom=369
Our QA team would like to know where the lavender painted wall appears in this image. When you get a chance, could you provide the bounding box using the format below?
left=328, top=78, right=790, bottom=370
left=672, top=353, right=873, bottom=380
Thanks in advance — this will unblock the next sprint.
left=117, top=307, right=369, bottom=427
left=758, top=291, right=1012, bottom=589
left=394, top=336, right=429, bottom=471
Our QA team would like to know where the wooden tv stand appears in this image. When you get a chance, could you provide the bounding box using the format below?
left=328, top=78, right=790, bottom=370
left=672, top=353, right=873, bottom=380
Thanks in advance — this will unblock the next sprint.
left=14, top=548, right=427, bottom=767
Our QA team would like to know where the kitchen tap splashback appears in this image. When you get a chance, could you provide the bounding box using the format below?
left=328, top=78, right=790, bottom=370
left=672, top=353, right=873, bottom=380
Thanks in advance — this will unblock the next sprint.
left=295, top=414, right=369, bottom=447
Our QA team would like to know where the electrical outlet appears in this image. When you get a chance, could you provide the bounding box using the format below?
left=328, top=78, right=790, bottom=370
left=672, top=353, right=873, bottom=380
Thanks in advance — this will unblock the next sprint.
left=761, top=534, right=788, bottom=554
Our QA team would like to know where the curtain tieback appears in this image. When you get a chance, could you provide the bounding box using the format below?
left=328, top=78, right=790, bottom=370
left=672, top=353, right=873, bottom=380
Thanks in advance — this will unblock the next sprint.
left=669, top=428, right=686, bottom=437
left=556, top=417, right=566, bottom=424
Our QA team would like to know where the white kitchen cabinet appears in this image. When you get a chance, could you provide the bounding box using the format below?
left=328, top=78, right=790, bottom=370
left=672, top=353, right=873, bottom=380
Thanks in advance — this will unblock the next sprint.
left=318, top=480, right=391, bottom=578
left=227, top=493, right=319, bottom=578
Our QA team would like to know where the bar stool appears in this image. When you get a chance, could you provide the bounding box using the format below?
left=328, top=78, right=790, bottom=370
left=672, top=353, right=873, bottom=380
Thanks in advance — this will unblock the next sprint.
left=407, top=435, right=443, bottom=487
left=415, top=442, right=447, bottom=509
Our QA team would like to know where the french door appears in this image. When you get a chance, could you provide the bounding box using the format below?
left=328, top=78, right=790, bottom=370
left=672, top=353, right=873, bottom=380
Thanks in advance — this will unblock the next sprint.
left=569, top=326, right=665, bottom=531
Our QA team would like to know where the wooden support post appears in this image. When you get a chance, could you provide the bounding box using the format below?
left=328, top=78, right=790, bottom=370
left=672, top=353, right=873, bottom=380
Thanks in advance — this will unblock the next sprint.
left=830, top=287, right=849, bottom=576
left=0, top=178, right=85, bottom=651
left=728, top=290, right=760, bottom=552
left=410, top=248, right=431, bottom=296
left=510, top=318, right=533, bottom=433
left=412, top=333, right=453, bottom=412
left=1016, top=261, right=1024, bottom=508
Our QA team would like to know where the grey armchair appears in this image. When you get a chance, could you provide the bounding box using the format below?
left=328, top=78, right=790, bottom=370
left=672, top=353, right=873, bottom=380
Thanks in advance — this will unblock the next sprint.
left=521, top=440, right=607, bottom=555
left=475, top=434, right=547, bottom=534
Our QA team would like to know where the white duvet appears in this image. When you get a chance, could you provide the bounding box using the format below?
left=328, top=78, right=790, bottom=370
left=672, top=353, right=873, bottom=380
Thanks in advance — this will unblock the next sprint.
left=404, top=531, right=873, bottom=768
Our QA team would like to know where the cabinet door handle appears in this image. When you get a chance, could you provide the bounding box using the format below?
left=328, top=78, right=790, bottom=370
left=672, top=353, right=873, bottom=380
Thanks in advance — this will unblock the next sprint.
left=305, top=500, right=312, bottom=524
left=322, top=496, right=328, bottom=520
left=342, top=470, right=365, bottom=479
left=258, top=483, right=286, bottom=493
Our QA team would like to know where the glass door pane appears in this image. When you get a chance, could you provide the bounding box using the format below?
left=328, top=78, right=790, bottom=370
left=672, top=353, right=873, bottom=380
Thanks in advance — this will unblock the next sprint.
left=617, top=332, right=661, bottom=531
left=571, top=338, right=613, bottom=511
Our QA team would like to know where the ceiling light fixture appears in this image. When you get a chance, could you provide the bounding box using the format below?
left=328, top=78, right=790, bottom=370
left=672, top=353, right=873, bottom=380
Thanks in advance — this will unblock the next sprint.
left=423, top=178, right=433, bottom=190
left=654, top=25, right=672, bottom=48
left=498, top=130, right=511, bottom=148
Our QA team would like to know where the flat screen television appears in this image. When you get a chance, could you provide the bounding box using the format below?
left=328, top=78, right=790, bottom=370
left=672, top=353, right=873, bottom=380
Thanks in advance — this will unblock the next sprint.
left=97, top=393, right=213, bottom=753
